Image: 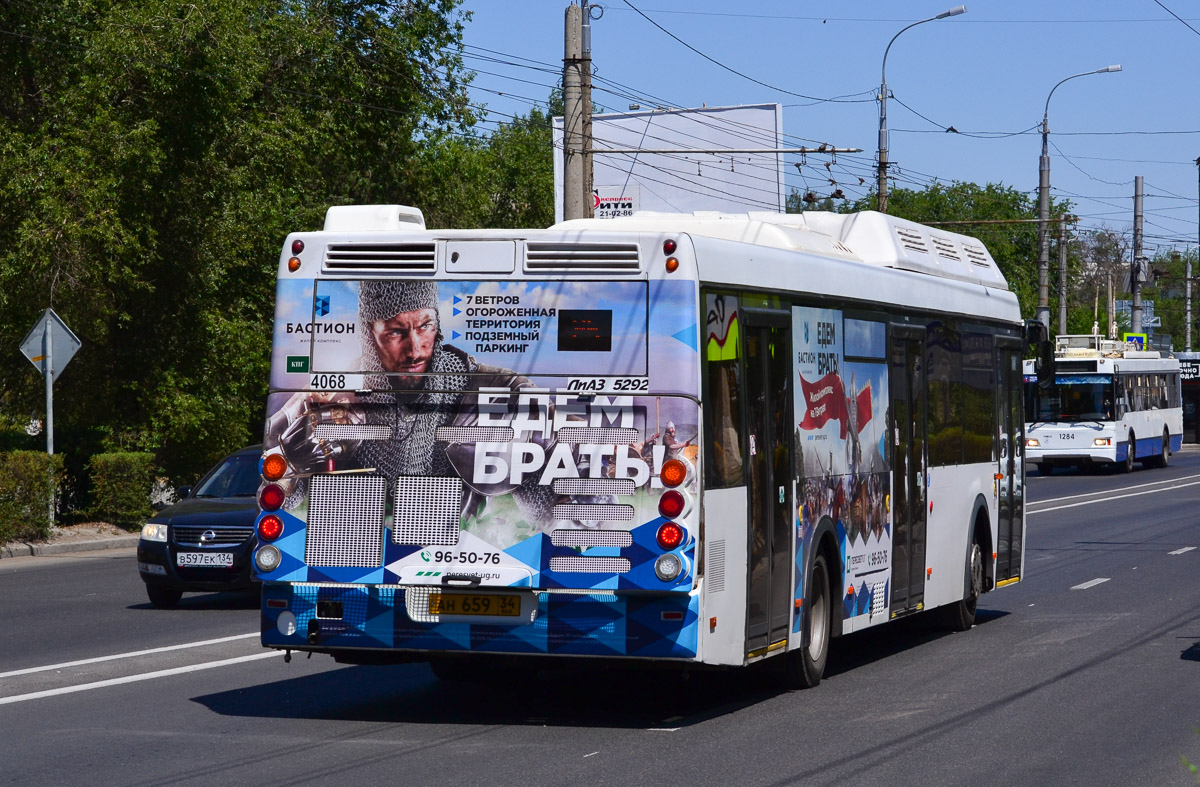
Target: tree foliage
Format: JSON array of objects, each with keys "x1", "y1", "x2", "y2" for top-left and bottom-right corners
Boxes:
[{"x1": 0, "y1": 0, "x2": 477, "y2": 483}]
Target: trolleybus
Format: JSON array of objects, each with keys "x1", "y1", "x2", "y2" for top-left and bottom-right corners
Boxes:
[
  {"x1": 1024, "y1": 334, "x2": 1182, "y2": 474},
  {"x1": 252, "y1": 205, "x2": 1028, "y2": 687}
]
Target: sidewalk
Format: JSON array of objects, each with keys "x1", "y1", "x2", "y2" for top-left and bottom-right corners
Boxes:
[{"x1": 0, "y1": 523, "x2": 139, "y2": 559}]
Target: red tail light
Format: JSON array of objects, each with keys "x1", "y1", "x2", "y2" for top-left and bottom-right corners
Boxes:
[
  {"x1": 291, "y1": 239, "x2": 305, "y2": 255},
  {"x1": 258, "y1": 515, "x2": 284, "y2": 541},
  {"x1": 259, "y1": 484, "x2": 285, "y2": 511},
  {"x1": 658, "y1": 490, "x2": 686, "y2": 519},
  {"x1": 657, "y1": 521, "x2": 685, "y2": 550}
]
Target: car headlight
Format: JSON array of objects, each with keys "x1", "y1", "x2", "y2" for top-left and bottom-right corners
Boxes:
[{"x1": 141, "y1": 523, "x2": 168, "y2": 542}]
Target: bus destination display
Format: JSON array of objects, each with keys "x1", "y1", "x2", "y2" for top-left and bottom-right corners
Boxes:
[{"x1": 558, "y1": 309, "x2": 612, "y2": 352}]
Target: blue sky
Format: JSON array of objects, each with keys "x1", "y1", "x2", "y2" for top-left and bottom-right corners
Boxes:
[{"x1": 458, "y1": 1, "x2": 1200, "y2": 257}]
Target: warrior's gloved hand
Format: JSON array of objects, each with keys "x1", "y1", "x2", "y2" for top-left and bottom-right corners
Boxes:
[{"x1": 278, "y1": 400, "x2": 365, "y2": 474}]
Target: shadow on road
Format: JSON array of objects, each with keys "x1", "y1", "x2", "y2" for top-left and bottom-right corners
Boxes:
[
  {"x1": 192, "y1": 607, "x2": 1008, "y2": 728},
  {"x1": 126, "y1": 590, "x2": 259, "y2": 612}
]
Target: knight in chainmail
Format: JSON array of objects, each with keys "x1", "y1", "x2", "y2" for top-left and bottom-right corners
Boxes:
[{"x1": 273, "y1": 280, "x2": 557, "y2": 525}]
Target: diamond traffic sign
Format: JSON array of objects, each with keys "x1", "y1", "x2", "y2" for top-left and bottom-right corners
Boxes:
[{"x1": 20, "y1": 309, "x2": 81, "y2": 379}]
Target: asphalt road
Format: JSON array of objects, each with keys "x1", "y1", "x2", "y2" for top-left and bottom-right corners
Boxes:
[{"x1": 3, "y1": 451, "x2": 1200, "y2": 786}]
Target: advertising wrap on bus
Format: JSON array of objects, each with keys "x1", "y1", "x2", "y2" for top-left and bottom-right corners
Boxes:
[
  {"x1": 258, "y1": 277, "x2": 703, "y2": 657},
  {"x1": 792, "y1": 307, "x2": 891, "y2": 628}
]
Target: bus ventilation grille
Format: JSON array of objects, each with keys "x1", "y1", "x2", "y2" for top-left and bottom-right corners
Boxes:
[
  {"x1": 306, "y1": 475, "x2": 386, "y2": 568},
  {"x1": 323, "y1": 243, "x2": 437, "y2": 272},
  {"x1": 552, "y1": 478, "x2": 636, "y2": 496},
  {"x1": 555, "y1": 427, "x2": 640, "y2": 445},
  {"x1": 929, "y1": 235, "x2": 962, "y2": 262},
  {"x1": 871, "y1": 582, "x2": 887, "y2": 617},
  {"x1": 548, "y1": 555, "x2": 631, "y2": 573},
  {"x1": 894, "y1": 226, "x2": 928, "y2": 255},
  {"x1": 550, "y1": 528, "x2": 634, "y2": 547},
  {"x1": 708, "y1": 539, "x2": 726, "y2": 593},
  {"x1": 524, "y1": 242, "x2": 640, "y2": 271},
  {"x1": 313, "y1": 424, "x2": 394, "y2": 441},
  {"x1": 552, "y1": 503, "x2": 636, "y2": 522},
  {"x1": 435, "y1": 426, "x2": 514, "y2": 443},
  {"x1": 391, "y1": 476, "x2": 463, "y2": 546},
  {"x1": 963, "y1": 244, "x2": 991, "y2": 267}
]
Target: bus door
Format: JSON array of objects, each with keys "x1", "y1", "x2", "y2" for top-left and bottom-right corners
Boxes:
[
  {"x1": 889, "y1": 326, "x2": 927, "y2": 614},
  {"x1": 743, "y1": 309, "x2": 794, "y2": 655},
  {"x1": 995, "y1": 340, "x2": 1024, "y2": 582}
]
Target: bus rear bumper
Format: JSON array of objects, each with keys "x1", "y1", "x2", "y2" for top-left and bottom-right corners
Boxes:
[{"x1": 259, "y1": 582, "x2": 701, "y2": 661}]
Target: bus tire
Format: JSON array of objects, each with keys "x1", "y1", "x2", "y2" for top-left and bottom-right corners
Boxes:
[
  {"x1": 146, "y1": 585, "x2": 182, "y2": 609},
  {"x1": 781, "y1": 553, "x2": 831, "y2": 689},
  {"x1": 1123, "y1": 431, "x2": 1136, "y2": 473},
  {"x1": 1037, "y1": 463, "x2": 1053, "y2": 476},
  {"x1": 941, "y1": 536, "x2": 982, "y2": 632},
  {"x1": 1153, "y1": 430, "x2": 1170, "y2": 468}
]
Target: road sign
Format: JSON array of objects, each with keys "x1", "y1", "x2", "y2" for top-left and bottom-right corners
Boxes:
[{"x1": 20, "y1": 309, "x2": 80, "y2": 379}]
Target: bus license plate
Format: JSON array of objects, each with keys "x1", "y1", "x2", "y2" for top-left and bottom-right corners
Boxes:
[
  {"x1": 176, "y1": 552, "x2": 233, "y2": 567},
  {"x1": 428, "y1": 593, "x2": 520, "y2": 617}
]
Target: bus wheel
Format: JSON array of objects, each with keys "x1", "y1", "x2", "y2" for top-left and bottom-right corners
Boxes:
[
  {"x1": 1037, "y1": 463, "x2": 1053, "y2": 476},
  {"x1": 1154, "y1": 431, "x2": 1170, "y2": 468},
  {"x1": 941, "y1": 537, "x2": 982, "y2": 632},
  {"x1": 1123, "y1": 432, "x2": 1136, "y2": 473},
  {"x1": 781, "y1": 553, "x2": 831, "y2": 689}
]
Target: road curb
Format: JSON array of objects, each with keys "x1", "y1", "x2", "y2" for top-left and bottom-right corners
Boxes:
[{"x1": 0, "y1": 536, "x2": 139, "y2": 559}]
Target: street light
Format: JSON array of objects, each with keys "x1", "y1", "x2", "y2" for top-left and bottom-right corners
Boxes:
[
  {"x1": 1036, "y1": 64, "x2": 1122, "y2": 330},
  {"x1": 877, "y1": 5, "x2": 966, "y2": 214}
]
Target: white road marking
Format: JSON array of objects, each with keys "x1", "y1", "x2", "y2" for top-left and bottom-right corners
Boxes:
[
  {"x1": 584, "y1": 752, "x2": 598, "y2": 758},
  {"x1": 1169, "y1": 547, "x2": 1197, "y2": 555},
  {"x1": 1028, "y1": 480, "x2": 1200, "y2": 514},
  {"x1": 0, "y1": 651, "x2": 279, "y2": 706},
  {"x1": 1071, "y1": 578, "x2": 1111, "y2": 591},
  {"x1": 1033, "y1": 473, "x2": 1200, "y2": 505},
  {"x1": 647, "y1": 727, "x2": 680, "y2": 732},
  {"x1": 0, "y1": 632, "x2": 259, "y2": 679}
]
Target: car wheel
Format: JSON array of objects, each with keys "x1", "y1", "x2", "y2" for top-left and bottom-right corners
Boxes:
[
  {"x1": 146, "y1": 585, "x2": 182, "y2": 609},
  {"x1": 1124, "y1": 431, "x2": 1136, "y2": 473},
  {"x1": 941, "y1": 537, "x2": 983, "y2": 632},
  {"x1": 779, "y1": 553, "x2": 831, "y2": 689}
]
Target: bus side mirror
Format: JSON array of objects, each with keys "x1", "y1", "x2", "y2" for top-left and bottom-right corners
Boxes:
[{"x1": 1036, "y1": 340, "x2": 1055, "y2": 391}]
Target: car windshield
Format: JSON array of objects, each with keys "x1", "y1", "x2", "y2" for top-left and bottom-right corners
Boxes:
[{"x1": 193, "y1": 453, "x2": 261, "y2": 498}]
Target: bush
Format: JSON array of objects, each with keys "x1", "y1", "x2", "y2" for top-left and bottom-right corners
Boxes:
[
  {"x1": 0, "y1": 451, "x2": 65, "y2": 543},
  {"x1": 88, "y1": 452, "x2": 155, "y2": 529}
]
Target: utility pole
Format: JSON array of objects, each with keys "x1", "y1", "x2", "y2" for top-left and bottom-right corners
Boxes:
[
  {"x1": 1193, "y1": 157, "x2": 1200, "y2": 351},
  {"x1": 563, "y1": 3, "x2": 585, "y2": 220},
  {"x1": 1058, "y1": 217, "x2": 1069, "y2": 334},
  {"x1": 1131, "y1": 175, "x2": 1144, "y2": 338},
  {"x1": 581, "y1": 0, "x2": 594, "y2": 218}
]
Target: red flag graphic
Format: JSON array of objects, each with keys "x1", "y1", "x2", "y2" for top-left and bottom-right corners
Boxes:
[
  {"x1": 856, "y1": 382, "x2": 872, "y2": 432},
  {"x1": 799, "y1": 372, "x2": 847, "y2": 433}
]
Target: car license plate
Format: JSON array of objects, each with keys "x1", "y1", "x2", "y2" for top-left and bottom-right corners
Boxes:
[
  {"x1": 428, "y1": 592, "x2": 520, "y2": 617},
  {"x1": 176, "y1": 551, "x2": 234, "y2": 567}
]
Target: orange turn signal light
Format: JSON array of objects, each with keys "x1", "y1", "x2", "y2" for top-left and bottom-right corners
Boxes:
[
  {"x1": 660, "y1": 458, "x2": 688, "y2": 487},
  {"x1": 262, "y1": 453, "x2": 287, "y2": 481},
  {"x1": 287, "y1": 256, "x2": 302, "y2": 272}
]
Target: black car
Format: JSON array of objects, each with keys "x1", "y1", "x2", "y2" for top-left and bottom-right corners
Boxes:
[{"x1": 137, "y1": 445, "x2": 263, "y2": 608}]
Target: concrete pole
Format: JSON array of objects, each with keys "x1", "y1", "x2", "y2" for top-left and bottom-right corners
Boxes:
[
  {"x1": 581, "y1": 0, "x2": 594, "y2": 218},
  {"x1": 1131, "y1": 175, "x2": 1144, "y2": 337},
  {"x1": 1037, "y1": 120, "x2": 1052, "y2": 330},
  {"x1": 563, "y1": 3, "x2": 584, "y2": 220},
  {"x1": 43, "y1": 311, "x2": 54, "y2": 530}
]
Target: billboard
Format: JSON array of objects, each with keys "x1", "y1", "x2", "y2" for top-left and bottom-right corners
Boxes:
[{"x1": 553, "y1": 104, "x2": 786, "y2": 222}]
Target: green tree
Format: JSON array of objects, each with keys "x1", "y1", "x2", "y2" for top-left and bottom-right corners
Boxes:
[{"x1": 0, "y1": 0, "x2": 475, "y2": 483}]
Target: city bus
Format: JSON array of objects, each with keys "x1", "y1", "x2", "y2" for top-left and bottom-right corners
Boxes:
[
  {"x1": 1024, "y1": 335, "x2": 1182, "y2": 474},
  {"x1": 252, "y1": 204, "x2": 1028, "y2": 687}
]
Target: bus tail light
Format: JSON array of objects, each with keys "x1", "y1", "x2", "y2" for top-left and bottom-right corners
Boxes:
[
  {"x1": 663, "y1": 239, "x2": 677, "y2": 255},
  {"x1": 1094, "y1": 437, "x2": 1112, "y2": 446},
  {"x1": 258, "y1": 515, "x2": 284, "y2": 541},
  {"x1": 1025, "y1": 438, "x2": 1040, "y2": 447},
  {"x1": 658, "y1": 490, "x2": 689, "y2": 519},
  {"x1": 262, "y1": 453, "x2": 287, "y2": 481},
  {"x1": 657, "y1": 521, "x2": 685, "y2": 550},
  {"x1": 255, "y1": 545, "x2": 282, "y2": 572},
  {"x1": 654, "y1": 553, "x2": 683, "y2": 581},
  {"x1": 291, "y1": 239, "x2": 305, "y2": 255},
  {"x1": 259, "y1": 484, "x2": 285, "y2": 511},
  {"x1": 660, "y1": 458, "x2": 690, "y2": 488}
]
